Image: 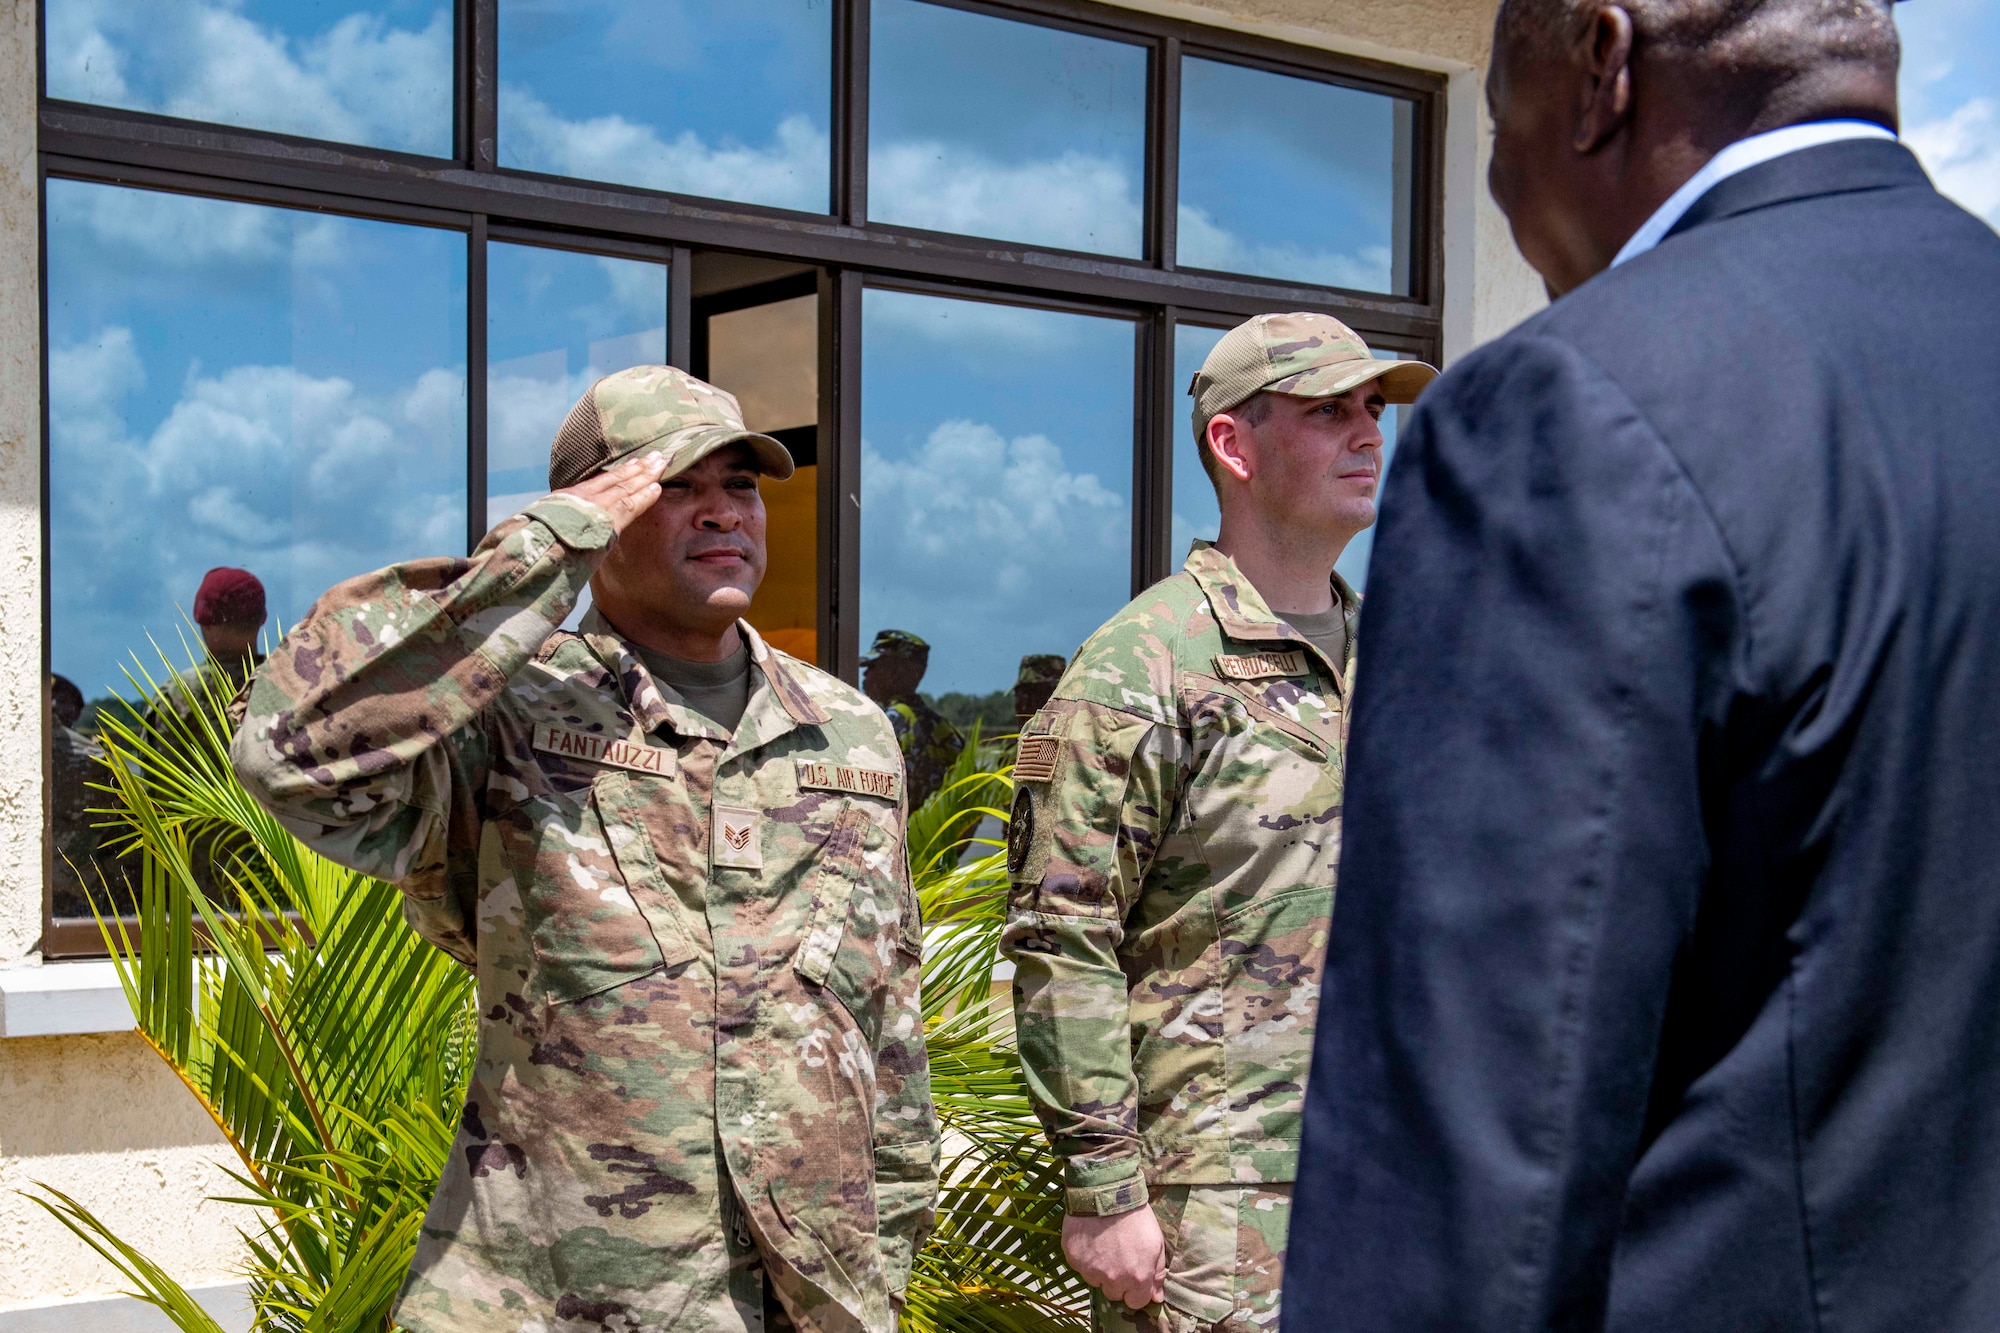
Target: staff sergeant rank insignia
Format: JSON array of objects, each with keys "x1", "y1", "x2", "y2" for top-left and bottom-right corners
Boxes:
[
  {"x1": 795, "y1": 760, "x2": 903, "y2": 803},
  {"x1": 532, "y1": 723, "x2": 676, "y2": 776}
]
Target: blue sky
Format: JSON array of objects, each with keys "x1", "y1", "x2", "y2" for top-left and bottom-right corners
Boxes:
[{"x1": 1896, "y1": 0, "x2": 2000, "y2": 229}]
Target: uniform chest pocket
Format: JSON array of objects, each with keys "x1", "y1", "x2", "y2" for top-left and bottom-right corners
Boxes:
[
  {"x1": 792, "y1": 805, "x2": 909, "y2": 1046},
  {"x1": 1184, "y1": 673, "x2": 1339, "y2": 765},
  {"x1": 519, "y1": 772, "x2": 695, "y2": 1005}
]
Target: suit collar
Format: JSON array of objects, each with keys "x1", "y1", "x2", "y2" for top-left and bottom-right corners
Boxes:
[{"x1": 1661, "y1": 138, "x2": 1928, "y2": 246}]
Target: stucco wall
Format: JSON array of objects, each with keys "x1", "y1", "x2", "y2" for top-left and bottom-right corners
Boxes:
[
  {"x1": 0, "y1": 1033, "x2": 245, "y2": 1310},
  {"x1": 0, "y1": 0, "x2": 1549, "y2": 1313}
]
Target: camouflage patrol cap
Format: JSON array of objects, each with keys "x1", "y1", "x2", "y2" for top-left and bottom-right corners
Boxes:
[
  {"x1": 548, "y1": 365, "x2": 795, "y2": 490},
  {"x1": 1190, "y1": 313, "x2": 1438, "y2": 446},
  {"x1": 861, "y1": 629, "x2": 930, "y2": 665},
  {"x1": 1014, "y1": 654, "x2": 1066, "y2": 688}
]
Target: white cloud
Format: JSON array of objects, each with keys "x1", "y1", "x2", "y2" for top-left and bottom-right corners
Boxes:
[
  {"x1": 1906, "y1": 98, "x2": 2000, "y2": 230},
  {"x1": 869, "y1": 143, "x2": 1142, "y2": 256},
  {"x1": 47, "y1": 0, "x2": 450, "y2": 156},
  {"x1": 501, "y1": 93, "x2": 829, "y2": 213},
  {"x1": 861, "y1": 419, "x2": 1129, "y2": 694},
  {"x1": 48, "y1": 327, "x2": 465, "y2": 693},
  {"x1": 1177, "y1": 205, "x2": 1394, "y2": 292}
]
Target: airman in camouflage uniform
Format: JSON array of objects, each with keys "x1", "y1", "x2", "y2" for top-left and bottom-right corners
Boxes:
[
  {"x1": 232, "y1": 366, "x2": 938, "y2": 1333},
  {"x1": 1002, "y1": 314, "x2": 1435, "y2": 1333},
  {"x1": 860, "y1": 630, "x2": 963, "y2": 810}
]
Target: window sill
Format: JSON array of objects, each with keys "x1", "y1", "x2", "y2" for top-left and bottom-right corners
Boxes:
[{"x1": 0, "y1": 959, "x2": 134, "y2": 1038}]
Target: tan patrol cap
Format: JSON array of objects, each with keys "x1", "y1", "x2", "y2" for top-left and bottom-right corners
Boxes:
[
  {"x1": 548, "y1": 364, "x2": 795, "y2": 491},
  {"x1": 1190, "y1": 313, "x2": 1439, "y2": 446}
]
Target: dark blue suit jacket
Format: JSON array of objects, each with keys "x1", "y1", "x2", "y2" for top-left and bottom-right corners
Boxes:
[{"x1": 1284, "y1": 141, "x2": 2000, "y2": 1331}]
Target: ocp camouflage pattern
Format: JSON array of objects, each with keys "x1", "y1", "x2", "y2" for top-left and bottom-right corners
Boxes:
[
  {"x1": 231, "y1": 493, "x2": 938, "y2": 1333},
  {"x1": 1001, "y1": 541, "x2": 1354, "y2": 1221}
]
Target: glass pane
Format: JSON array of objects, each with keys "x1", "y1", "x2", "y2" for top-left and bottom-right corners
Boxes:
[
  {"x1": 45, "y1": 0, "x2": 452, "y2": 157},
  {"x1": 46, "y1": 179, "x2": 466, "y2": 917},
  {"x1": 1178, "y1": 58, "x2": 1414, "y2": 293},
  {"x1": 1168, "y1": 324, "x2": 1402, "y2": 591},
  {"x1": 499, "y1": 0, "x2": 832, "y2": 213},
  {"x1": 862, "y1": 290, "x2": 1134, "y2": 723},
  {"x1": 486, "y1": 242, "x2": 669, "y2": 528},
  {"x1": 706, "y1": 294, "x2": 820, "y2": 664},
  {"x1": 869, "y1": 0, "x2": 1146, "y2": 257}
]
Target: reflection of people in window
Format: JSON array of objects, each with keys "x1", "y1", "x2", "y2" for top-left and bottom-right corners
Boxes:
[
  {"x1": 152, "y1": 567, "x2": 268, "y2": 736},
  {"x1": 48, "y1": 672, "x2": 110, "y2": 918},
  {"x1": 1014, "y1": 654, "x2": 1067, "y2": 721},
  {"x1": 860, "y1": 629, "x2": 963, "y2": 809}
]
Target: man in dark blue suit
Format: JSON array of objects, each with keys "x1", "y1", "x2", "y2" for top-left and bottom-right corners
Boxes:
[{"x1": 1284, "y1": 1, "x2": 2000, "y2": 1330}]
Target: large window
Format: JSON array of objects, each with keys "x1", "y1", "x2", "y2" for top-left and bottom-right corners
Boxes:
[{"x1": 39, "y1": 0, "x2": 1444, "y2": 950}]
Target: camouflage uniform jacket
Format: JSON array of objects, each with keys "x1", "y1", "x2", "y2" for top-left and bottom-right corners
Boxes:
[
  {"x1": 1002, "y1": 541, "x2": 1355, "y2": 1217},
  {"x1": 231, "y1": 495, "x2": 939, "y2": 1333},
  {"x1": 884, "y1": 694, "x2": 964, "y2": 810}
]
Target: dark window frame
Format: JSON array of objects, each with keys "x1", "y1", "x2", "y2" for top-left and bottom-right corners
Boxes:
[{"x1": 36, "y1": 0, "x2": 1446, "y2": 955}]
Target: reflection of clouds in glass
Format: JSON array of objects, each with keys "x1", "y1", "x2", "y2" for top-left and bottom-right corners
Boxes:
[
  {"x1": 1178, "y1": 205, "x2": 1393, "y2": 292},
  {"x1": 46, "y1": 0, "x2": 451, "y2": 157},
  {"x1": 50, "y1": 326, "x2": 463, "y2": 694},
  {"x1": 870, "y1": 144, "x2": 1141, "y2": 255},
  {"x1": 862, "y1": 419, "x2": 1128, "y2": 695},
  {"x1": 56, "y1": 178, "x2": 347, "y2": 270},
  {"x1": 1906, "y1": 100, "x2": 2000, "y2": 228},
  {"x1": 501, "y1": 92, "x2": 828, "y2": 212}
]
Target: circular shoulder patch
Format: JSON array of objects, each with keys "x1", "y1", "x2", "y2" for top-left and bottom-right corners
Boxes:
[{"x1": 1007, "y1": 785, "x2": 1035, "y2": 876}]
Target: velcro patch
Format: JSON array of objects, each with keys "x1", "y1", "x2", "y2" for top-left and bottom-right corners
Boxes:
[
  {"x1": 1214, "y1": 650, "x2": 1308, "y2": 681},
  {"x1": 533, "y1": 724, "x2": 676, "y2": 777},
  {"x1": 795, "y1": 760, "x2": 902, "y2": 803},
  {"x1": 1014, "y1": 735, "x2": 1061, "y2": 784},
  {"x1": 712, "y1": 804, "x2": 763, "y2": 871}
]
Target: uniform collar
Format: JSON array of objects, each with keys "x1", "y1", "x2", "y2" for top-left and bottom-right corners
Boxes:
[
  {"x1": 1186, "y1": 541, "x2": 1356, "y2": 639},
  {"x1": 579, "y1": 609, "x2": 828, "y2": 749}
]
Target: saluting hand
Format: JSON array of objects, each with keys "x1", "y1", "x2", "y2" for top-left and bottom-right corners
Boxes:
[{"x1": 556, "y1": 452, "x2": 671, "y2": 537}]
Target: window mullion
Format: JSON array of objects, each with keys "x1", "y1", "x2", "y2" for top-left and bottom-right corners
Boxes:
[{"x1": 1150, "y1": 35, "x2": 1181, "y2": 270}]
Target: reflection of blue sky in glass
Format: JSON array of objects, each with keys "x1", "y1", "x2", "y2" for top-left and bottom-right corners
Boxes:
[
  {"x1": 499, "y1": 0, "x2": 831, "y2": 212},
  {"x1": 487, "y1": 242, "x2": 668, "y2": 526},
  {"x1": 869, "y1": 0, "x2": 1146, "y2": 256},
  {"x1": 1897, "y1": 0, "x2": 2000, "y2": 231},
  {"x1": 1168, "y1": 322, "x2": 1400, "y2": 593},
  {"x1": 46, "y1": 180, "x2": 466, "y2": 698},
  {"x1": 45, "y1": 0, "x2": 451, "y2": 156},
  {"x1": 1179, "y1": 59, "x2": 1410, "y2": 293},
  {"x1": 862, "y1": 291, "x2": 1134, "y2": 696}
]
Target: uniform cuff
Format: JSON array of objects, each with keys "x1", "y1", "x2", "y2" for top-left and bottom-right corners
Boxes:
[
  {"x1": 523, "y1": 493, "x2": 617, "y2": 551},
  {"x1": 1064, "y1": 1174, "x2": 1149, "y2": 1217}
]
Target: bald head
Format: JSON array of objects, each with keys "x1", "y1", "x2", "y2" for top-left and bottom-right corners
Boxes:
[{"x1": 1487, "y1": 0, "x2": 1900, "y2": 294}]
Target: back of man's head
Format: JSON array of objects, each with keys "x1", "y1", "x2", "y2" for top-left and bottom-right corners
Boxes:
[{"x1": 1497, "y1": 0, "x2": 1898, "y2": 89}]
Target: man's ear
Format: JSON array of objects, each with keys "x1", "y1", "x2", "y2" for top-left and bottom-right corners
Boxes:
[
  {"x1": 1206, "y1": 414, "x2": 1255, "y2": 484},
  {"x1": 1572, "y1": 4, "x2": 1635, "y2": 154}
]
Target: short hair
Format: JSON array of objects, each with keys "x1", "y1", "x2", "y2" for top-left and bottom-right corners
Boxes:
[
  {"x1": 1196, "y1": 392, "x2": 1275, "y2": 490},
  {"x1": 1496, "y1": 0, "x2": 1897, "y2": 78}
]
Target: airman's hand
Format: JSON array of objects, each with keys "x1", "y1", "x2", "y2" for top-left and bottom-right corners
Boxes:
[
  {"x1": 1063, "y1": 1206, "x2": 1167, "y2": 1310},
  {"x1": 555, "y1": 452, "x2": 670, "y2": 537}
]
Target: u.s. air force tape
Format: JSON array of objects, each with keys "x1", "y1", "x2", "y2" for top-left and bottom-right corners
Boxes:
[
  {"x1": 1214, "y1": 650, "x2": 1307, "y2": 681},
  {"x1": 532, "y1": 724, "x2": 675, "y2": 776},
  {"x1": 795, "y1": 760, "x2": 901, "y2": 802}
]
